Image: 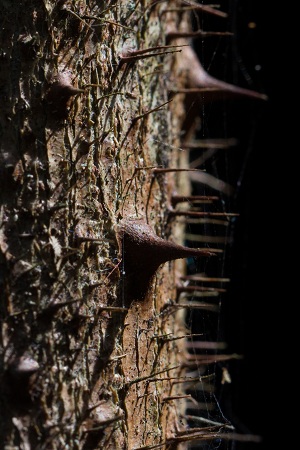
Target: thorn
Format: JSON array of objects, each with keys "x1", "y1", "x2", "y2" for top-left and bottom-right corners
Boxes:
[
  {"x1": 47, "y1": 203, "x2": 68, "y2": 212},
  {"x1": 169, "y1": 210, "x2": 239, "y2": 219},
  {"x1": 177, "y1": 291, "x2": 220, "y2": 299},
  {"x1": 176, "y1": 46, "x2": 268, "y2": 101},
  {"x1": 76, "y1": 237, "x2": 114, "y2": 244},
  {"x1": 82, "y1": 414, "x2": 124, "y2": 432},
  {"x1": 180, "y1": 1, "x2": 228, "y2": 18},
  {"x1": 184, "y1": 353, "x2": 243, "y2": 366},
  {"x1": 165, "y1": 302, "x2": 219, "y2": 312},
  {"x1": 85, "y1": 400, "x2": 106, "y2": 414},
  {"x1": 152, "y1": 333, "x2": 203, "y2": 342},
  {"x1": 180, "y1": 275, "x2": 230, "y2": 283},
  {"x1": 133, "y1": 443, "x2": 166, "y2": 450},
  {"x1": 185, "y1": 341, "x2": 227, "y2": 350},
  {"x1": 38, "y1": 298, "x2": 84, "y2": 318},
  {"x1": 188, "y1": 170, "x2": 234, "y2": 195},
  {"x1": 181, "y1": 138, "x2": 238, "y2": 149},
  {"x1": 97, "y1": 306, "x2": 128, "y2": 313},
  {"x1": 176, "y1": 425, "x2": 224, "y2": 437},
  {"x1": 172, "y1": 430, "x2": 262, "y2": 444},
  {"x1": 136, "y1": 429, "x2": 234, "y2": 450},
  {"x1": 107, "y1": 353, "x2": 127, "y2": 361},
  {"x1": 171, "y1": 377, "x2": 212, "y2": 386},
  {"x1": 167, "y1": 432, "x2": 218, "y2": 445},
  {"x1": 184, "y1": 218, "x2": 230, "y2": 227},
  {"x1": 125, "y1": 365, "x2": 180, "y2": 388},
  {"x1": 177, "y1": 285, "x2": 226, "y2": 293},
  {"x1": 92, "y1": 18, "x2": 135, "y2": 32},
  {"x1": 152, "y1": 167, "x2": 204, "y2": 174},
  {"x1": 170, "y1": 87, "x2": 227, "y2": 94},
  {"x1": 171, "y1": 195, "x2": 219, "y2": 206},
  {"x1": 5, "y1": 355, "x2": 40, "y2": 408},
  {"x1": 183, "y1": 414, "x2": 235, "y2": 429},
  {"x1": 131, "y1": 99, "x2": 172, "y2": 125},
  {"x1": 118, "y1": 44, "x2": 186, "y2": 65},
  {"x1": 45, "y1": 71, "x2": 85, "y2": 118},
  {"x1": 171, "y1": 85, "x2": 268, "y2": 101},
  {"x1": 8, "y1": 356, "x2": 39, "y2": 377},
  {"x1": 167, "y1": 30, "x2": 233, "y2": 40},
  {"x1": 161, "y1": 2, "x2": 228, "y2": 18},
  {"x1": 185, "y1": 401, "x2": 215, "y2": 411},
  {"x1": 162, "y1": 394, "x2": 193, "y2": 402},
  {"x1": 117, "y1": 218, "x2": 215, "y2": 301}
]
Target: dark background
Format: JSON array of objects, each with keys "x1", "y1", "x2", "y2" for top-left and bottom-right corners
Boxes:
[
  {"x1": 190, "y1": 2, "x2": 283, "y2": 449},
  {"x1": 225, "y1": 3, "x2": 281, "y2": 450},
  {"x1": 217, "y1": 2, "x2": 282, "y2": 450}
]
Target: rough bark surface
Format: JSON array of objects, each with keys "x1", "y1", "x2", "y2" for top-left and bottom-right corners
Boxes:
[{"x1": 0, "y1": 1, "x2": 196, "y2": 449}]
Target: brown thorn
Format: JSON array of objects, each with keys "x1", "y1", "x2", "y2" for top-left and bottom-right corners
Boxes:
[
  {"x1": 121, "y1": 44, "x2": 187, "y2": 58},
  {"x1": 92, "y1": 19, "x2": 135, "y2": 32},
  {"x1": 176, "y1": 425, "x2": 224, "y2": 436},
  {"x1": 166, "y1": 302, "x2": 219, "y2": 312},
  {"x1": 107, "y1": 353, "x2": 127, "y2": 361},
  {"x1": 152, "y1": 167, "x2": 204, "y2": 174},
  {"x1": 45, "y1": 71, "x2": 85, "y2": 118},
  {"x1": 167, "y1": 30, "x2": 233, "y2": 40},
  {"x1": 161, "y1": 6, "x2": 227, "y2": 18},
  {"x1": 188, "y1": 170, "x2": 234, "y2": 194},
  {"x1": 197, "y1": 84, "x2": 269, "y2": 101},
  {"x1": 8, "y1": 356, "x2": 39, "y2": 376},
  {"x1": 177, "y1": 291, "x2": 220, "y2": 299},
  {"x1": 185, "y1": 341, "x2": 227, "y2": 350},
  {"x1": 76, "y1": 237, "x2": 114, "y2": 244},
  {"x1": 180, "y1": 275, "x2": 230, "y2": 283},
  {"x1": 169, "y1": 210, "x2": 239, "y2": 218},
  {"x1": 184, "y1": 218, "x2": 230, "y2": 226},
  {"x1": 170, "y1": 87, "x2": 226, "y2": 94},
  {"x1": 132, "y1": 99, "x2": 172, "y2": 124},
  {"x1": 185, "y1": 401, "x2": 215, "y2": 411},
  {"x1": 177, "y1": 285, "x2": 226, "y2": 293},
  {"x1": 125, "y1": 365, "x2": 180, "y2": 388},
  {"x1": 179, "y1": 1, "x2": 228, "y2": 18},
  {"x1": 119, "y1": 49, "x2": 182, "y2": 65},
  {"x1": 189, "y1": 148, "x2": 217, "y2": 169},
  {"x1": 117, "y1": 218, "x2": 215, "y2": 301},
  {"x1": 171, "y1": 195, "x2": 219, "y2": 206},
  {"x1": 162, "y1": 394, "x2": 192, "y2": 402},
  {"x1": 178, "y1": 83, "x2": 268, "y2": 101},
  {"x1": 181, "y1": 138, "x2": 238, "y2": 149},
  {"x1": 97, "y1": 306, "x2": 128, "y2": 313},
  {"x1": 144, "y1": 376, "x2": 204, "y2": 384},
  {"x1": 133, "y1": 442, "x2": 167, "y2": 450},
  {"x1": 174, "y1": 45, "x2": 268, "y2": 101},
  {"x1": 184, "y1": 353, "x2": 243, "y2": 366},
  {"x1": 82, "y1": 414, "x2": 124, "y2": 432},
  {"x1": 171, "y1": 378, "x2": 212, "y2": 387},
  {"x1": 47, "y1": 203, "x2": 68, "y2": 212},
  {"x1": 39, "y1": 298, "x2": 84, "y2": 316},
  {"x1": 85, "y1": 400, "x2": 106, "y2": 414},
  {"x1": 182, "y1": 414, "x2": 235, "y2": 429},
  {"x1": 172, "y1": 431, "x2": 262, "y2": 444},
  {"x1": 152, "y1": 333, "x2": 203, "y2": 342}
]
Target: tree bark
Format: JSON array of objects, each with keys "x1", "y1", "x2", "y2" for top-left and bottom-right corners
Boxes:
[{"x1": 0, "y1": 1, "x2": 266, "y2": 449}]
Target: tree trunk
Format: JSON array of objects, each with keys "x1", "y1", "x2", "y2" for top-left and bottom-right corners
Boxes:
[{"x1": 0, "y1": 1, "x2": 265, "y2": 449}]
